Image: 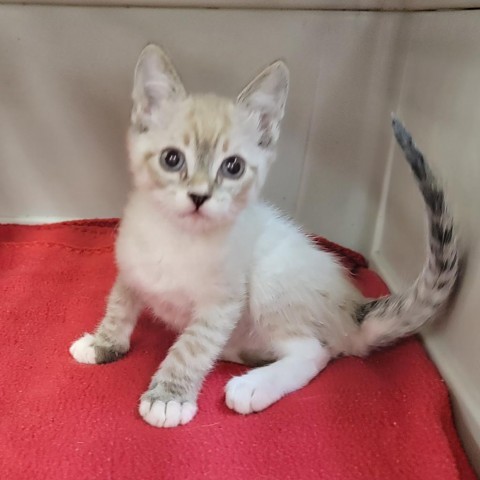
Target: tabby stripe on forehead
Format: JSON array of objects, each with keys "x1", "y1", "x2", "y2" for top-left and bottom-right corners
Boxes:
[
  {"x1": 197, "y1": 140, "x2": 212, "y2": 170},
  {"x1": 190, "y1": 117, "x2": 230, "y2": 170}
]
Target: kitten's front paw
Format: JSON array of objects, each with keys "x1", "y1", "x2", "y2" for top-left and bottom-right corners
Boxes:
[
  {"x1": 69, "y1": 334, "x2": 97, "y2": 364},
  {"x1": 69, "y1": 333, "x2": 127, "y2": 365},
  {"x1": 139, "y1": 386, "x2": 197, "y2": 428}
]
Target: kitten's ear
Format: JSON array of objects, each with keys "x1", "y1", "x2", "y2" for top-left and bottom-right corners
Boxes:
[
  {"x1": 131, "y1": 44, "x2": 186, "y2": 130},
  {"x1": 237, "y1": 61, "x2": 289, "y2": 148}
]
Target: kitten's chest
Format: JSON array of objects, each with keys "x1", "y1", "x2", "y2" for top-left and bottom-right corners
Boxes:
[{"x1": 115, "y1": 223, "x2": 224, "y2": 328}]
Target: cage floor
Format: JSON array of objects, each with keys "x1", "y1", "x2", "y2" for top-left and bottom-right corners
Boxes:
[{"x1": 0, "y1": 221, "x2": 475, "y2": 480}]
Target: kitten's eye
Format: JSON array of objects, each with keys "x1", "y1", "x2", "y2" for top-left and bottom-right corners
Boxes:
[
  {"x1": 159, "y1": 148, "x2": 185, "y2": 172},
  {"x1": 220, "y1": 156, "x2": 246, "y2": 179}
]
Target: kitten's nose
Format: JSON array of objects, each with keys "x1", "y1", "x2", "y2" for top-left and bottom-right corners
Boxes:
[{"x1": 189, "y1": 194, "x2": 210, "y2": 209}]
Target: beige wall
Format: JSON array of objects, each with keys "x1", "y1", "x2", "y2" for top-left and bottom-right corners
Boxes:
[
  {"x1": 0, "y1": 6, "x2": 320, "y2": 220},
  {"x1": 0, "y1": 5, "x2": 400, "y2": 254},
  {"x1": 0, "y1": 3, "x2": 478, "y2": 472},
  {"x1": 370, "y1": 10, "x2": 480, "y2": 473}
]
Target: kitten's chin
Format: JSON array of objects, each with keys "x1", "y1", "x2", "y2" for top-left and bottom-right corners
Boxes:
[
  {"x1": 170, "y1": 208, "x2": 236, "y2": 233},
  {"x1": 175, "y1": 215, "x2": 229, "y2": 233}
]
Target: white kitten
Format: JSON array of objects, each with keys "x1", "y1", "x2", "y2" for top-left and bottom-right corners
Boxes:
[{"x1": 70, "y1": 45, "x2": 458, "y2": 428}]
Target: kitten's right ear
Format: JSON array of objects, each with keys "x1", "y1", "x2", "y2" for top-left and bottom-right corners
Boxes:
[{"x1": 131, "y1": 44, "x2": 186, "y2": 130}]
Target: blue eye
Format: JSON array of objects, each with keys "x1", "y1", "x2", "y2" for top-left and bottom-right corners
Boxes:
[
  {"x1": 220, "y1": 156, "x2": 245, "y2": 179},
  {"x1": 159, "y1": 148, "x2": 185, "y2": 172}
]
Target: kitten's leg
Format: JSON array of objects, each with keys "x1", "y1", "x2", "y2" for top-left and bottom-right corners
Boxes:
[
  {"x1": 139, "y1": 302, "x2": 241, "y2": 428},
  {"x1": 70, "y1": 278, "x2": 142, "y2": 364},
  {"x1": 225, "y1": 337, "x2": 330, "y2": 414},
  {"x1": 220, "y1": 318, "x2": 276, "y2": 367}
]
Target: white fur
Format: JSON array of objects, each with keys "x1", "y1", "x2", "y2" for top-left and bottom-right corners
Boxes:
[
  {"x1": 75, "y1": 45, "x2": 367, "y2": 428},
  {"x1": 116, "y1": 194, "x2": 361, "y2": 352},
  {"x1": 70, "y1": 47, "x2": 456, "y2": 428},
  {"x1": 114, "y1": 190, "x2": 364, "y2": 427},
  {"x1": 69, "y1": 334, "x2": 97, "y2": 364},
  {"x1": 225, "y1": 338, "x2": 330, "y2": 414},
  {"x1": 139, "y1": 399, "x2": 198, "y2": 428}
]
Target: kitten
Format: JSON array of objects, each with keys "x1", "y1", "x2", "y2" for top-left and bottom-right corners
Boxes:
[{"x1": 70, "y1": 45, "x2": 458, "y2": 428}]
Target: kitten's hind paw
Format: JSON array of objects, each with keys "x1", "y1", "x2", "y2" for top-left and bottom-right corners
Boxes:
[
  {"x1": 225, "y1": 375, "x2": 278, "y2": 414},
  {"x1": 139, "y1": 398, "x2": 197, "y2": 428}
]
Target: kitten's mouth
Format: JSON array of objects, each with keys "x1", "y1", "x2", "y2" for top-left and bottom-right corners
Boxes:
[{"x1": 182, "y1": 209, "x2": 207, "y2": 219}]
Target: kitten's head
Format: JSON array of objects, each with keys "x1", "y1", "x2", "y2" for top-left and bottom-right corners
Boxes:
[{"x1": 127, "y1": 44, "x2": 289, "y2": 231}]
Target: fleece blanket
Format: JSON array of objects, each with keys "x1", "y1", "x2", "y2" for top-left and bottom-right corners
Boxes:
[{"x1": 0, "y1": 220, "x2": 475, "y2": 480}]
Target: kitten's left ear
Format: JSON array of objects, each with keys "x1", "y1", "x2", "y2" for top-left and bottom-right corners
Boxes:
[
  {"x1": 131, "y1": 44, "x2": 186, "y2": 130},
  {"x1": 237, "y1": 61, "x2": 289, "y2": 148}
]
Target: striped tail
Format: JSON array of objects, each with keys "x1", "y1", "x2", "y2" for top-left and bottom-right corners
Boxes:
[{"x1": 354, "y1": 117, "x2": 459, "y2": 352}]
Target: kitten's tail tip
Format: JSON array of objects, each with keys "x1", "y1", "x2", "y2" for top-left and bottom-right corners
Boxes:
[
  {"x1": 390, "y1": 113, "x2": 404, "y2": 133},
  {"x1": 390, "y1": 112, "x2": 401, "y2": 124},
  {"x1": 390, "y1": 115, "x2": 415, "y2": 152}
]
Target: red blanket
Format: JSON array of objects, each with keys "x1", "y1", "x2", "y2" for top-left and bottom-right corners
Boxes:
[{"x1": 0, "y1": 221, "x2": 475, "y2": 480}]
